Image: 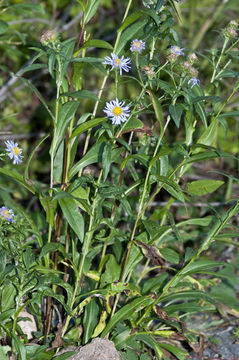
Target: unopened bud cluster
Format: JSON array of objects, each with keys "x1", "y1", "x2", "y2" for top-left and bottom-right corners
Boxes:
[
  {"x1": 40, "y1": 30, "x2": 60, "y2": 49},
  {"x1": 225, "y1": 20, "x2": 238, "y2": 39}
]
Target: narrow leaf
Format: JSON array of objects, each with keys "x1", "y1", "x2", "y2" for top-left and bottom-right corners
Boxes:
[
  {"x1": 187, "y1": 180, "x2": 224, "y2": 196},
  {"x1": 101, "y1": 296, "x2": 154, "y2": 337},
  {"x1": 59, "y1": 197, "x2": 84, "y2": 242}
]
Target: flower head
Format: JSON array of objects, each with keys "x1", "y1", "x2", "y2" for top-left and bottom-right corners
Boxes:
[
  {"x1": 40, "y1": 30, "x2": 59, "y2": 45},
  {"x1": 103, "y1": 53, "x2": 131, "y2": 75},
  {"x1": 188, "y1": 53, "x2": 198, "y2": 64},
  {"x1": 103, "y1": 98, "x2": 130, "y2": 125},
  {"x1": 188, "y1": 77, "x2": 200, "y2": 88},
  {"x1": 130, "y1": 39, "x2": 145, "y2": 53},
  {"x1": 171, "y1": 45, "x2": 184, "y2": 56},
  {"x1": 0, "y1": 206, "x2": 14, "y2": 223},
  {"x1": 5, "y1": 140, "x2": 23, "y2": 165},
  {"x1": 225, "y1": 27, "x2": 237, "y2": 38},
  {"x1": 189, "y1": 66, "x2": 199, "y2": 78}
]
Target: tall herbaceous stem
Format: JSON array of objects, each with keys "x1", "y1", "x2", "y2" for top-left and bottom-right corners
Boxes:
[
  {"x1": 150, "y1": 37, "x2": 156, "y2": 60},
  {"x1": 80, "y1": 0, "x2": 133, "y2": 162},
  {"x1": 135, "y1": 53, "x2": 144, "y2": 86},
  {"x1": 47, "y1": 57, "x2": 62, "y2": 266},
  {"x1": 119, "y1": 116, "x2": 171, "y2": 285},
  {"x1": 61, "y1": 170, "x2": 103, "y2": 338},
  {"x1": 50, "y1": 57, "x2": 62, "y2": 190},
  {"x1": 115, "y1": 69, "x2": 118, "y2": 98}
]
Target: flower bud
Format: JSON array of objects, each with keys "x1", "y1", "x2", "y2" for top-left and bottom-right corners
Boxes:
[
  {"x1": 40, "y1": 30, "x2": 59, "y2": 46},
  {"x1": 229, "y1": 20, "x2": 238, "y2": 29},
  {"x1": 188, "y1": 53, "x2": 198, "y2": 64},
  {"x1": 225, "y1": 27, "x2": 238, "y2": 38},
  {"x1": 189, "y1": 66, "x2": 199, "y2": 78},
  {"x1": 182, "y1": 61, "x2": 191, "y2": 70},
  {"x1": 168, "y1": 53, "x2": 178, "y2": 63}
]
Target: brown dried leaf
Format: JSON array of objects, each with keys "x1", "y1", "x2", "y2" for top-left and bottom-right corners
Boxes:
[{"x1": 136, "y1": 240, "x2": 164, "y2": 266}]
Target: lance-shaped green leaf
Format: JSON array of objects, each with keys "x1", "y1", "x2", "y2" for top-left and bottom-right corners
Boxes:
[
  {"x1": 85, "y1": 0, "x2": 100, "y2": 23},
  {"x1": 54, "y1": 101, "x2": 79, "y2": 151},
  {"x1": 78, "y1": 39, "x2": 113, "y2": 52},
  {"x1": 118, "y1": 10, "x2": 144, "y2": 32},
  {"x1": 181, "y1": 260, "x2": 225, "y2": 275},
  {"x1": 169, "y1": 104, "x2": 183, "y2": 128},
  {"x1": 71, "y1": 117, "x2": 107, "y2": 139},
  {"x1": 115, "y1": 18, "x2": 148, "y2": 55},
  {"x1": 135, "y1": 334, "x2": 164, "y2": 359},
  {"x1": 60, "y1": 38, "x2": 75, "y2": 84},
  {"x1": 0, "y1": 168, "x2": 36, "y2": 195},
  {"x1": 156, "y1": 176, "x2": 185, "y2": 202},
  {"x1": 69, "y1": 142, "x2": 106, "y2": 178},
  {"x1": 83, "y1": 298, "x2": 99, "y2": 344},
  {"x1": 12, "y1": 333, "x2": 26, "y2": 360},
  {"x1": 59, "y1": 196, "x2": 84, "y2": 242},
  {"x1": 187, "y1": 179, "x2": 224, "y2": 196},
  {"x1": 121, "y1": 154, "x2": 150, "y2": 170},
  {"x1": 101, "y1": 295, "x2": 154, "y2": 337},
  {"x1": 194, "y1": 117, "x2": 218, "y2": 152}
]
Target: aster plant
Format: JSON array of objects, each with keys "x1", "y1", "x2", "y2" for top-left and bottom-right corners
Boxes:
[{"x1": 0, "y1": 1, "x2": 239, "y2": 360}]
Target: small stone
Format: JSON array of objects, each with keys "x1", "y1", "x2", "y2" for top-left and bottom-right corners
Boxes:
[{"x1": 56, "y1": 338, "x2": 121, "y2": 360}]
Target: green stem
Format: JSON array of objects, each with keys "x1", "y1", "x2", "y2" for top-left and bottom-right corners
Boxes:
[
  {"x1": 61, "y1": 170, "x2": 103, "y2": 338},
  {"x1": 210, "y1": 36, "x2": 229, "y2": 83},
  {"x1": 120, "y1": 116, "x2": 171, "y2": 283},
  {"x1": 79, "y1": 0, "x2": 134, "y2": 167},
  {"x1": 150, "y1": 37, "x2": 156, "y2": 60},
  {"x1": 115, "y1": 68, "x2": 118, "y2": 98},
  {"x1": 136, "y1": 53, "x2": 144, "y2": 86}
]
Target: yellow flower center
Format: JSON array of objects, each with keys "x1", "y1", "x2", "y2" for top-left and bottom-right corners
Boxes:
[
  {"x1": 113, "y1": 106, "x2": 122, "y2": 116},
  {"x1": 134, "y1": 41, "x2": 141, "y2": 48},
  {"x1": 115, "y1": 58, "x2": 121, "y2": 65},
  {"x1": 13, "y1": 147, "x2": 20, "y2": 156},
  {"x1": 173, "y1": 46, "x2": 180, "y2": 52},
  {"x1": 2, "y1": 210, "x2": 11, "y2": 219}
]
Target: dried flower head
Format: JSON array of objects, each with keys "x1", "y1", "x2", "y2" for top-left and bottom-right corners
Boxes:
[
  {"x1": 189, "y1": 66, "x2": 199, "y2": 78},
  {"x1": 188, "y1": 53, "x2": 198, "y2": 64},
  {"x1": 225, "y1": 27, "x2": 238, "y2": 38},
  {"x1": 40, "y1": 30, "x2": 58, "y2": 45},
  {"x1": 182, "y1": 61, "x2": 191, "y2": 70},
  {"x1": 142, "y1": 65, "x2": 155, "y2": 76},
  {"x1": 168, "y1": 53, "x2": 178, "y2": 63},
  {"x1": 229, "y1": 20, "x2": 238, "y2": 29}
]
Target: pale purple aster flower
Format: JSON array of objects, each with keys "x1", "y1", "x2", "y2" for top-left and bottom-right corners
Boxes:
[
  {"x1": 130, "y1": 39, "x2": 145, "y2": 53},
  {"x1": 171, "y1": 45, "x2": 184, "y2": 56},
  {"x1": 5, "y1": 140, "x2": 23, "y2": 165},
  {"x1": 103, "y1": 53, "x2": 131, "y2": 75},
  {"x1": 0, "y1": 206, "x2": 15, "y2": 223},
  {"x1": 188, "y1": 77, "x2": 200, "y2": 88},
  {"x1": 103, "y1": 98, "x2": 130, "y2": 125}
]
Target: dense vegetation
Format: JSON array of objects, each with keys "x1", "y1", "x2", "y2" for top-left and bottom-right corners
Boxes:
[{"x1": 0, "y1": 1, "x2": 239, "y2": 359}]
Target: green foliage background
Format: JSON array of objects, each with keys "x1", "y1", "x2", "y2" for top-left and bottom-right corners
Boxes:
[{"x1": 0, "y1": 1, "x2": 239, "y2": 359}]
